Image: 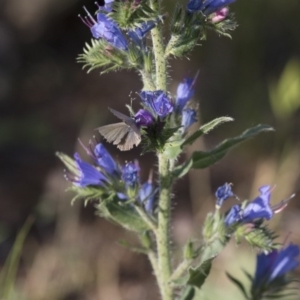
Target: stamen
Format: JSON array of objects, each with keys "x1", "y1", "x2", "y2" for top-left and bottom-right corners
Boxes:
[
  {"x1": 78, "y1": 138, "x2": 93, "y2": 157},
  {"x1": 95, "y1": 1, "x2": 100, "y2": 8},
  {"x1": 283, "y1": 232, "x2": 292, "y2": 247},
  {"x1": 83, "y1": 6, "x2": 97, "y2": 25},
  {"x1": 84, "y1": 16, "x2": 94, "y2": 28},
  {"x1": 272, "y1": 194, "x2": 295, "y2": 214},
  {"x1": 191, "y1": 70, "x2": 200, "y2": 89},
  {"x1": 148, "y1": 169, "x2": 153, "y2": 183},
  {"x1": 78, "y1": 14, "x2": 92, "y2": 28}
]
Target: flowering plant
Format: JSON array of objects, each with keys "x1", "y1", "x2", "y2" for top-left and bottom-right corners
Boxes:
[{"x1": 57, "y1": 0, "x2": 299, "y2": 299}]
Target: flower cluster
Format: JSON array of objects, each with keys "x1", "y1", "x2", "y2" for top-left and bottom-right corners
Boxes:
[
  {"x1": 80, "y1": 1, "x2": 160, "y2": 50},
  {"x1": 214, "y1": 184, "x2": 293, "y2": 227},
  {"x1": 140, "y1": 91, "x2": 173, "y2": 118},
  {"x1": 225, "y1": 185, "x2": 274, "y2": 226},
  {"x1": 62, "y1": 141, "x2": 156, "y2": 214}
]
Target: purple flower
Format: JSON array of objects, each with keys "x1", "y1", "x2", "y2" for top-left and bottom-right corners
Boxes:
[
  {"x1": 139, "y1": 182, "x2": 155, "y2": 214},
  {"x1": 253, "y1": 244, "x2": 300, "y2": 288},
  {"x1": 68, "y1": 153, "x2": 107, "y2": 187},
  {"x1": 225, "y1": 185, "x2": 273, "y2": 226},
  {"x1": 176, "y1": 76, "x2": 197, "y2": 111},
  {"x1": 134, "y1": 109, "x2": 154, "y2": 127},
  {"x1": 211, "y1": 7, "x2": 229, "y2": 23},
  {"x1": 128, "y1": 20, "x2": 157, "y2": 46},
  {"x1": 80, "y1": 7, "x2": 128, "y2": 50},
  {"x1": 215, "y1": 183, "x2": 234, "y2": 207},
  {"x1": 187, "y1": 0, "x2": 236, "y2": 15},
  {"x1": 140, "y1": 90, "x2": 173, "y2": 117},
  {"x1": 93, "y1": 144, "x2": 118, "y2": 175},
  {"x1": 122, "y1": 162, "x2": 140, "y2": 187},
  {"x1": 181, "y1": 108, "x2": 197, "y2": 130}
]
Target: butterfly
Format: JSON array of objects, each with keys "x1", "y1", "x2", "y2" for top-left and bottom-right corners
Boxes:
[{"x1": 96, "y1": 108, "x2": 141, "y2": 151}]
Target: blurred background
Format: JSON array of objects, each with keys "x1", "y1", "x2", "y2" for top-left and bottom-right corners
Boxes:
[{"x1": 1, "y1": 0, "x2": 300, "y2": 299}]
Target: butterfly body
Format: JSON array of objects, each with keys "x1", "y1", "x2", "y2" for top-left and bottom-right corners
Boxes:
[{"x1": 97, "y1": 108, "x2": 141, "y2": 151}]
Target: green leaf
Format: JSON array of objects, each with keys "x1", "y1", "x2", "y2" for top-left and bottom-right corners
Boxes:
[
  {"x1": 172, "y1": 159, "x2": 193, "y2": 179},
  {"x1": 186, "y1": 259, "x2": 212, "y2": 288},
  {"x1": 178, "y1": 286, "x2": 196, "y2": 300},
  {"x1": 166, "y1": 6, "x2": 201, "y2": 58},
  {"x1": 141, "y1": 124, "x2": 181, "y2": 154},
  {"x1": 77, "y1": 39, "x2": 130, "y2": 74},
  {"x1": 243, "y1": 269, "x2": 254, "y2": 283},
  {"x1": 67, "y1": 186, "x2": 105, "y2": 206},
  {"x1": 109, "y1": 0, "x2": 158, "y2": 29},
  {"x1": 118, "y1": 240, "x2": 148, "y2": 254},
  {"x1": 190, "y1": 124, "x2": 273, "y2": 169},
  {"x1": 181, "y1": 116, "x2": 234, "y2": 148},
  {"x1": 243, "y1": 225, "x2": 278, "y2": 252},
  {"x1": 96, "y1": 200, "x2": 150, "y2": 232},
  {"x1": 56, "y1": 152, "x2": 79, "y2": 176},
  {"x1": 163, "y1": 128, "x2": 184, "y2": 159},
  {"x1": 0, "y1": 217, "x2": 34, "y2": 300},
  {"x1": 226, "y1": 272, "x2": 249, "y2": 299}
]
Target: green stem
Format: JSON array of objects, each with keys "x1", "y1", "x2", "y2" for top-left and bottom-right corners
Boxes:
[
  {"x1": 134, "y1": 205, "x2": 158, "y2": 234},
  {"x1": 150, "y1": 0, "x2": 167, "y2": 91},
  {"x1": 140, "y1": 70, "x2": 156, "y2": 91},
  {"x1": 148, "y1": 1, "x2": 173, "y2": 299},
  {"x1": 169, "y1": 259, "x2": 193, "y2": 283},
  {"x1": 157, "y1": 153, "x2": 173, "y2": 300}
]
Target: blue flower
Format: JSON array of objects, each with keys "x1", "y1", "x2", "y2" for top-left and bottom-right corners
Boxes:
[
  {"x1": 95, "y1": 0, "x2": 114, "y2": 12},
  {"x1": 80, "y1": 7, "x2": 128, "y2": 50},
  {"x1": 176, "y1": 76, "x2": 197, "y2": 112},
  {"x1": 139, "y1": 182, "x2": 155, "y2": 214},
  {"x1": 69, "y1": 153, "x2": 107, "y2": 187},
  {"x1": 215, "y1": 183, "x2": 234, "y2": 207},
  {"x1": 122, "y1": 162, "x2": 139, "y2": 187},
  {"x1": 242, "y1": 185, "x2": 273, "y2": 222},
  {"x1": 134, "y1": 109, "x2": 154, "y2": 127},
  {"x1": 253, "y1": 244, "x2": 300, "y2": 290},
  {"x1": 181, "y1": 108, "x2": 197, "y2": 130},
  {"x1": 93, "y1": 144, "x2": 118, "y2": 175},
  {"x1": 104, "y1": 0, "x2": 114, "y2": 12},
  {"x1": 140, "y1": 90, "x2": 173, "y2": 117},
  {"x1": 128, "y1": 20, "x2": 157, "y2": 47},
  {"x1": 224, "y1": 204, "x2": 240, "y2": 226},
  {"x1": 187, "y1": 0, "x2": 236, "y2": 15},
  {"x1": 187, "y1": 0, "x2": 203, "y2": 12},
  {"x1": 225, "y1": 185, "x2": 273, "y2": 226}
]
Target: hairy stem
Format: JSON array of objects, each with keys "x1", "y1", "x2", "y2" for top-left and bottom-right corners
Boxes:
[
  {"x1": 148, "y1": 1, "x2": 173, "y2": 299},
  {"x1": 157, "y1": 153, "x2": 173, "y2": 300},
  {"x1": 140, "y1": 70, "x2": 156, "y2": 91},
  {"x1": 150, "y1": 0, "x2": 167, "y2": 91}
]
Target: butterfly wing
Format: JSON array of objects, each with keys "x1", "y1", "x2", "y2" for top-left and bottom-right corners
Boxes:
[
  {"x1": 117, "y1": 130, "x2": 142, "y2": 151},
  {"x1": 97, "y1": 108, "x2": 142, "y2": 151},
  {"x1": 109, "y1": 108, "x2": 141, "y2": 136},
  {"x1": 97, "y1": 122, "x2": 129, "y2": 145}
]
